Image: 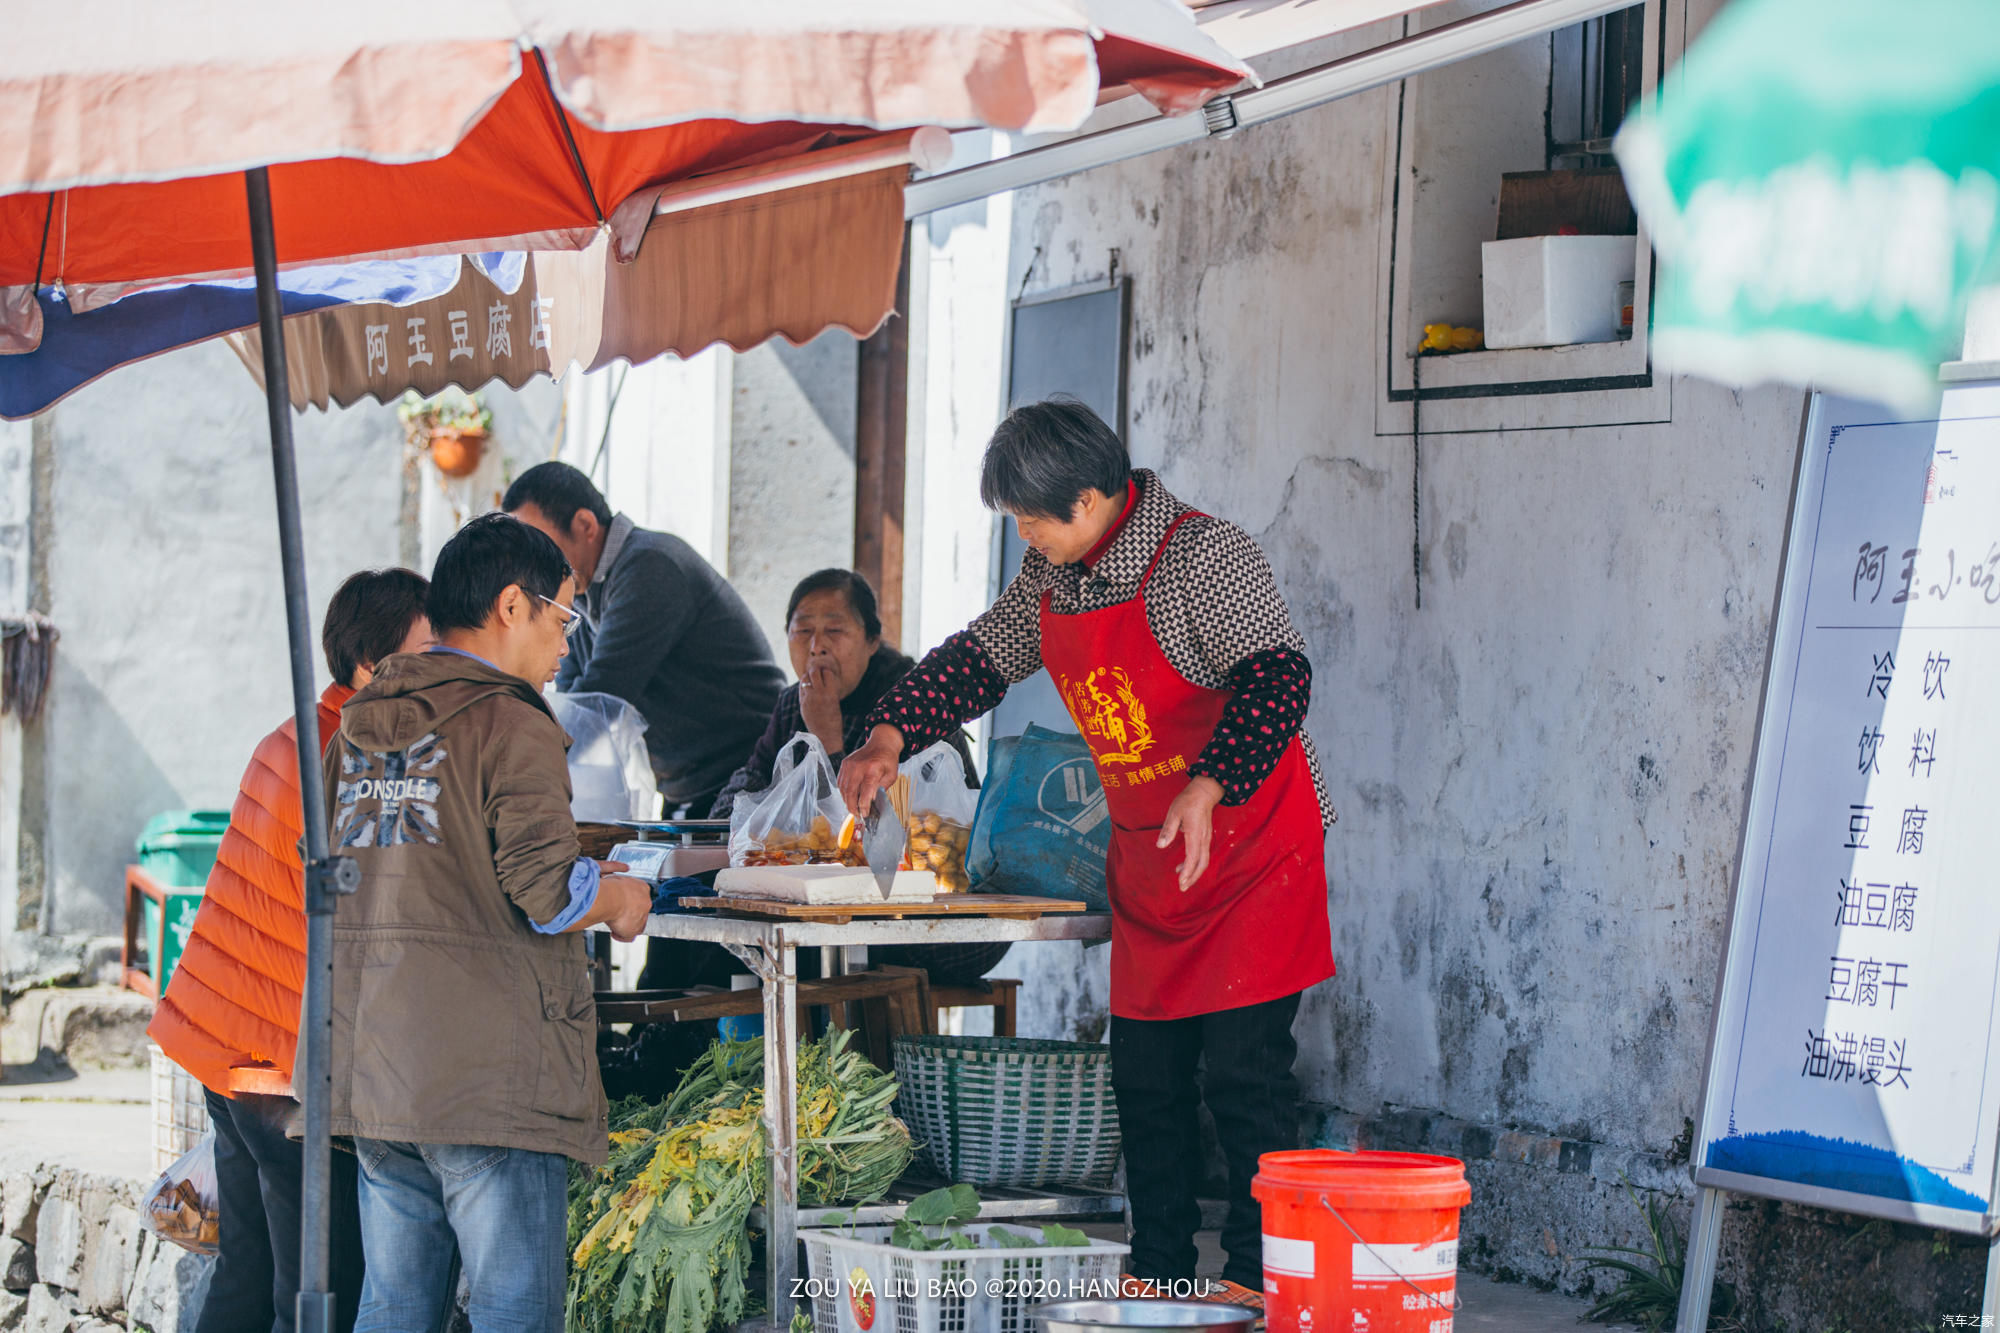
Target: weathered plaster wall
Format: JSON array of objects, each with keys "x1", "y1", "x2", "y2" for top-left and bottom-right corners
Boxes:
[
  {"x1": 11, "y1": 343, "x2": 559, "y2": 944},
  {"x1": 31, "y1": 341, "x2": 403, "y2": 936},
  {"x1": 949, "y1": 12, "x2": 1967, "y2": 1322}
]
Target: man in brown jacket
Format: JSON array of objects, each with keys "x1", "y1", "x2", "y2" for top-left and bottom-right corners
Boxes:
[{"x1": 324, "y1": 513, "x2": 650, "y2": 1333}]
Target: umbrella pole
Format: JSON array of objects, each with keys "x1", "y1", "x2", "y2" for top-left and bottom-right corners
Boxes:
[{"x1": 243, "y1": 166, "x2": 355, "y2": 1333}]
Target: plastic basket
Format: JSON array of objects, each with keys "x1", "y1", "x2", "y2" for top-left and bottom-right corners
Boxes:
[
  {"x1": 893, "y1": 1036, "x2": 1120, "y2": 1191},
  {"x1": 150, "y1": 1044, "x2": 209, "y2": 1173},
  {"x1": 802, "y1": 1223, "x2": 1127, "y2": 1333}
]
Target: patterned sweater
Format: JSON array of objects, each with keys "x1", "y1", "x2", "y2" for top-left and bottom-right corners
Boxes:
[{"x1": 867, "y1": 469, "x2": 1333, "y2": 825}]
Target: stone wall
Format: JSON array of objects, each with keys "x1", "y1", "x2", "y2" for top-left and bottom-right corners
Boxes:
[{"x1": 0, "y1": 1155, "x2": 210, "y2": 1333}]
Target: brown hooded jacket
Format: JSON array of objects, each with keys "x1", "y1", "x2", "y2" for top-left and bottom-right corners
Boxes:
[{"x1": 322, "y1": 649, "x2": 606, "y2": 1165}]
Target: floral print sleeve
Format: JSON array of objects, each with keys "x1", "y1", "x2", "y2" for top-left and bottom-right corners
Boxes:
[{"x1": 863, "y1": 632, "x2": 1010, "y2": 752}]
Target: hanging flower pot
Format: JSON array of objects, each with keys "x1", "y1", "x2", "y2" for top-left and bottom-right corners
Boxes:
[
  {"x1": 427, "y1": 426, "x2": 487, "y2": 478},
  {"x1": 398, "y1": 387, "x2": 496, "y2": 480}
]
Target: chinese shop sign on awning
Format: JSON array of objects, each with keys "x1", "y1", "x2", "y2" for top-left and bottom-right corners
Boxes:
[{"x1": 233, "y1": 165, "x2": 910, "y2": 408}]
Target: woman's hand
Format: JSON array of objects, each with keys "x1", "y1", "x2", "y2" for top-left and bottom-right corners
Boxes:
[
  {"x1": 798, "y1": 659, "x2": 846, "y2": 756},
  {"x1": 837, "y1": 724, "x2": 905, "y2": 816},
  {"x1": 1157, "y1": 776, "x2": 1224, "y2": 891}
]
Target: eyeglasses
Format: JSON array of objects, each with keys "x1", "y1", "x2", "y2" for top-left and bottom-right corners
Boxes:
[{"x1": 538, "y1": 594, "x2": 590, "y2": 639}]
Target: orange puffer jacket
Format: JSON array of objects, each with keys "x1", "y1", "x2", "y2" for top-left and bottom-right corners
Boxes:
[{"x1": 148, "y1": 683, "x2": 352, "y2": 1096}]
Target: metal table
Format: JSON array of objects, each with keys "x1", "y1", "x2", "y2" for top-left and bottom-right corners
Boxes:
[{"x1": 621, "y1": 906, "x2": 1114, "y2": 1327}]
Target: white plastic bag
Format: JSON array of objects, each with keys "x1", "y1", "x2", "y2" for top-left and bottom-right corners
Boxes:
[
  {"x1": 901, "y1": 742, "x2": 977, "y2": 891},
  {"x1": 550, "y1": 691, "x2": 660, "y2": 821},
  {"x1": 141, "y1": 1132, "x2": 219, "y2": 1255},
  {"x1": 728, "y1": 733, "x2": 857, "y2": 867}
]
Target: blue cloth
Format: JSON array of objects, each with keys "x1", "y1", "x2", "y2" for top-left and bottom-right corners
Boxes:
[
  {"x1": 649, "y1": 875, "x2": 715, "y2": 915},
  {"x1": 0, "y1": 253, "x2": 526, "y2": 422},
  {"x1": 351, "y1": 1138, "x2": 568, "y2": 1333}
]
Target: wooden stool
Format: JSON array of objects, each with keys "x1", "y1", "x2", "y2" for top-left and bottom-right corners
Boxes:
[
  {"x1": 594, "y1": 969, "x2": 936, "y2": 1070},
  {"x1": 929, "y1": 977, "x2": 1020, "y2": 1037}
]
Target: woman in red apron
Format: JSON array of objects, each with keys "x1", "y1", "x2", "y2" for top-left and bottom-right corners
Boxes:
[{"x1": 841, "y1": 398, "x2": 1334, "y2": 1300}]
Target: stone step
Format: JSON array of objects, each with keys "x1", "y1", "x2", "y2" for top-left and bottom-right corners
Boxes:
[{"x1": 1, "y1": 988, "x2": 155, "y2": 1078}]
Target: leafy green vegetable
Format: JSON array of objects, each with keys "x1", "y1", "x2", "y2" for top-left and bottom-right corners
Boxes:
[
  {"x1": 1039, "y1": 1223, "x2": 1090, "y2": 1248},
  {"x1": 989, "y1": 1227, "x2": 1038, "y2": 1249},
  {"x1": 905, "y1": 1185, "x2": 980, "y2": 1227},
  {"x1": 567, "y1": 1031, "x2": 914, "y2": 1333}
]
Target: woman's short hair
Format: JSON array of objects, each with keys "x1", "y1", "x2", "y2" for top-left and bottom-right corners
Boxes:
[
  {"x1": 786, "y1": 569, "x2": 882, "y2": 641},
  {"x1": 978, "y1": 396, "x2": 1130, "y2": 521},
  {"x1": 322, "y1": 568, "x2": 429, "y2": 688}
]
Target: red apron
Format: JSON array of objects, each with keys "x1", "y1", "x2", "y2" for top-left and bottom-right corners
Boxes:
[{"x1": 1040, "y1": 513, "x2": 1334, "y2": 1020}]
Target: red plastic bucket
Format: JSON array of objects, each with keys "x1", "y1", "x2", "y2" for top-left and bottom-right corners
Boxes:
[{"x1": 1252, "y1": 1149, "x2": 1471, "y2": 1333}]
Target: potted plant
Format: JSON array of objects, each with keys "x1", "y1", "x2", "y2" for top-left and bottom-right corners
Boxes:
[{"x1": 398, "y1": 387, "x2": 494, "y2": 478}]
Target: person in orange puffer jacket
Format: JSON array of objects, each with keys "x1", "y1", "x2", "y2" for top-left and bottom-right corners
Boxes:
[{"x1": 149, "y1": 567, "x2": 433, "y2": 1333}]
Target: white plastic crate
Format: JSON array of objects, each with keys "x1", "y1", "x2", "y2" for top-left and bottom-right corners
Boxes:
[
  {"x1": 149, "y1": 1043, "x2": 209, "y2": 1172},
  {"x1": 802, "y1": 1223, "x2": 1128, "y2": 1333}
]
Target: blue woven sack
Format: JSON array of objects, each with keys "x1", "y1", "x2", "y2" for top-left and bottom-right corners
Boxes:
[{"x1": 967, "y1": 725, "x2": 1110, "y2": 911}]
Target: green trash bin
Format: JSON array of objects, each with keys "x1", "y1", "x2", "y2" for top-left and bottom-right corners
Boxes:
[
  {"x1": 135, "y1": 810, "x2": 231, "y2": 888},
  {"x1": 132, "y1": 810, "x2": 229, "y2": 994}
]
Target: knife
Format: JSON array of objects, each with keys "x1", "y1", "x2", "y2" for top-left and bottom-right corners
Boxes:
[{"x1": 860, "y1": 789, "x2": 906, "y2": 899}]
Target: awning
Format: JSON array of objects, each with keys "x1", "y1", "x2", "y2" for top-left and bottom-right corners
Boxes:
[
  {"x1": 906, "y1": 0, "x2": 1643, "y2": 217},
  {"x1": 0, "y1": 1, "x2": 1250, "y2": 195},
  {"x1": 0, "y1": 255, "x2": 507, "y2": 421},
  {"x1": 234, "y1": 163, "x2": 912, "y2": 410},
  {"x1": 1, "y1": 1, "x2": 1250, "y2": 325}
]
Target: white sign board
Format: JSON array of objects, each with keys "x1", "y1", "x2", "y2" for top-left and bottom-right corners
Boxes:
[{"x1": 1696, "y1": 387, "x2": 2000, "y2": 1232}]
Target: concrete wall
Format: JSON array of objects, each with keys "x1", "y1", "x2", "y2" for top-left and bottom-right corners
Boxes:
[
  {"x1": 1, "y1": 342, "x2": 560, "y2": 960},
  {"x1": 917, "y1": 6, "x2": 1991, "y2": 1326}
]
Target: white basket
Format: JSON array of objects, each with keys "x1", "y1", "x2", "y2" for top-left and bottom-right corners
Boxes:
[
  {"x1": 802, "y1": 1223, "x2": 1128, "y2": 1333},
  {"x1": 149, "y1": 1044, "x2": 209, "y2": 1173}
]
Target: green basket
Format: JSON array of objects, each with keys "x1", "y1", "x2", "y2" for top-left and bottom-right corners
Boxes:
[{"x1": 892, "y1": 1035, "x2": 1121, "y2": 1191}]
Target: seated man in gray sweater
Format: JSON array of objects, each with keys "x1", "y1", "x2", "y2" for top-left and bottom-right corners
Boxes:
[{"x1": 504, "y1": 462, "x2": 785, "y2": 820}]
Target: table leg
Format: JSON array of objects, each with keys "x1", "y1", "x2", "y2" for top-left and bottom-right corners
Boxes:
[{"x1": 763, "y1": 929, "x2": 801, "y2": 1327}]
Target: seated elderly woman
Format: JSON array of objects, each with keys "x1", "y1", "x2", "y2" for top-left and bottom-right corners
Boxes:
[
  {"x1": 715, "y1": 568, "x2": 974, "y2": 810},
  {"x1": 711, "y1": 568, "x2": 1004, "y2": 983}
]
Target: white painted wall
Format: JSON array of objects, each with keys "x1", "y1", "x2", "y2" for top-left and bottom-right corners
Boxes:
[
  {"x1": 561, "y1": 352, "x2": 734, "y2": 572},
  {"x1": 908, "y1": 131, "x2": 1016, "y2": 662},
  {"x1": 0, "y1": 415, "x2": 31, "y2": 939},
  {"x1": 728, "y1": 334, "x2": 857, "y2": 656}
]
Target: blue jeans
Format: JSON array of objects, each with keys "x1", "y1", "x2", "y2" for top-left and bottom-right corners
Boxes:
[{"x1": 351, "y1": 1139, "x2": 569, "y2": 1333}]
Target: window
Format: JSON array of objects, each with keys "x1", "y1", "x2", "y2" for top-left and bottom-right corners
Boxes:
[{"x1": 1374, "y1": 0, "x2": 1685, "y2": 434}]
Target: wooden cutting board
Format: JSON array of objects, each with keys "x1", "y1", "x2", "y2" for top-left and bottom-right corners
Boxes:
[{"x1": 684, "y1": 893, "x2": 1087, "y2": 923}]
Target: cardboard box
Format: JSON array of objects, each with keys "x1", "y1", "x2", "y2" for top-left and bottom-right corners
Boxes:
[{"x1": 1481, "y1": 235, "x2": 1636, "y2": 349}]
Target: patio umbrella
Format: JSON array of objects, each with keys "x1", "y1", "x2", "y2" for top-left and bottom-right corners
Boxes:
[
  {"x1": 0, "y1": 7, "x2": 1247, "y2": 1326},
  {"x1": 1614, "y1": 0, "x2": 2000, "y2": 411}
]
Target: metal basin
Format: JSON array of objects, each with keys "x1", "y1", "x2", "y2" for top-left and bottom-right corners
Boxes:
[{"x1": 1035, "y1": 1300, "x2": 1258, "y2": 1333}]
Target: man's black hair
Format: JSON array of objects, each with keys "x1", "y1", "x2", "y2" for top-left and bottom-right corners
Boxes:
[
  {"x1": 978, "y1": 396, "x2": 1131, "y2": 522},
  {"x1": 786, "y1": 569, "x2": 883, "y2": 641},
  {"x1": 501, "y1": 460, "x2": 613, "y2": 532},
  {"x1": 322, "y1": 567, "x2": 428, "y2": 688},
  {"x1": 426, "y1": 513, "x2": 573, "y2": 636}
]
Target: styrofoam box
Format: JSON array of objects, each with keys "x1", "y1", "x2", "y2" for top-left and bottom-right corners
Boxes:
[
  {"x1": 715, "y1": 864, "x2": 939, "y2": 903},
  {"x1": 1480, "y1": 234, "x2": 1636, "y2": 349}
]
